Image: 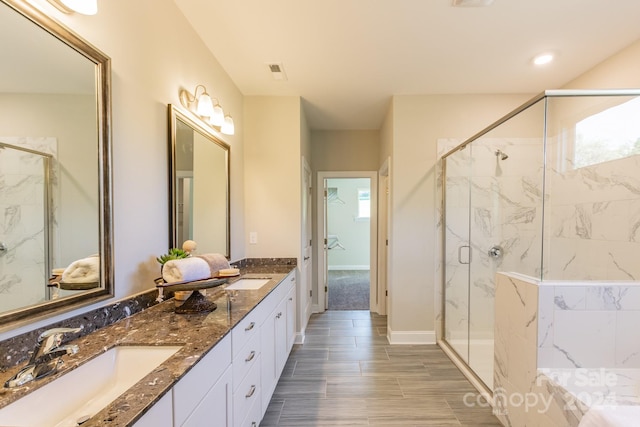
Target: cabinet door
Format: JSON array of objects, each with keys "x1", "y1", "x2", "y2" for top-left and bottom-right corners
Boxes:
[
  {"x1": 274, "y1": 298, "x2": 287, "y2": 378},
  {"x1": 182, "y1": 366, "x2": 233, "y2": 427},
  {"x1": 260, "y1": 306, "x2": 277, "y2": 415},
  {"x1": 174, "y1": 335, "x2": 232, "y2": 426},
  {"x1": 133, "y1": 392, "x2": 172, "y2": 427},
  {"x1": 286, "y1": 284, "x2": 296, "y2": 353}
]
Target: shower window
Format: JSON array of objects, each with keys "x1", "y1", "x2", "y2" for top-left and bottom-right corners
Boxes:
[{"x1": 574, "y1": 96, "x2": 640, "y2": 168}]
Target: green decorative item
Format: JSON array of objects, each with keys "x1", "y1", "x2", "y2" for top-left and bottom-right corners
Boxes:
[{"x1": 156, "y1": 248, "x2": 189, "y2": 265}]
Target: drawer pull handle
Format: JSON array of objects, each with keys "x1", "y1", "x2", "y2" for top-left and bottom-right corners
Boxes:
[
  {"x1": 252, "y1": 423, "x2": 257, "y2": 427},
  {"x1": 276, "y1": 312, "x2": 282, "y2": 319},
  {"x1": 245, "y1": 351, "x2": 256, "y2": 362},
  {"x1": 246, "y1": 385, "x2": 256, "y2": 398},
  {"x1": 289, "y1": 297, "x2": 293, "y2": 301},
  {"x1": 245, "y1": 322, "x2": 255, "y2": 331},
  {"x1": 290, "y1": 276, "x2": 295, "y2": 281}
]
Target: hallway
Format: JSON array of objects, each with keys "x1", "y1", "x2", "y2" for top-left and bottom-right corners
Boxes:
[{"x1": 261, "y1": 310, "x2": 501, "y2": 426}]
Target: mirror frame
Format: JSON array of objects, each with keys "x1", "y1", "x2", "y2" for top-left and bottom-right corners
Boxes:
[
  {"x1": 1, "y1": 0, "x2": 113, "y2": 328},
  {"x1": 168, "y1": 104, "x2": 230, "y2": 258}
]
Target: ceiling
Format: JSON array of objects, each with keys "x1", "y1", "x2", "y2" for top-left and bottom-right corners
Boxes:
[{"x1": 174, "y1": 0, "x2": 640, "y2": 131}]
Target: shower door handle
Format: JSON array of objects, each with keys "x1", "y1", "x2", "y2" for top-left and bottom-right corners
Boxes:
[{"x1": 458, "y1": 245, "x2": 471, "y2": 265}]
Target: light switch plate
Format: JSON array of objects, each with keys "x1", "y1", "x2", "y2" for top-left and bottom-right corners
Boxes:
[{"x1": 249, "y1": 231, "x2": 258, "y2": 245}]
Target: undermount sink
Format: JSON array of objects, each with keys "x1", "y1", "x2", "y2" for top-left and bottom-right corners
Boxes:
[
  {"x1": 0, "y1": 345, "x2": 182, "y2": 427},
  {"x1": 225, "y1": 278, "x2": 271, "y2": 290}
]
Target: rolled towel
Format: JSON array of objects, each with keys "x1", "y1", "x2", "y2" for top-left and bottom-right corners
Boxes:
[
  {"x1": 162, "y1": 257, "x2": 210, "y2": 283},
  {"x1": 195, "y1": 253, "x2": 230, "y2": 276},
  {"x1": 62, "y1": 256, "x2": 100, "y2": 283}
]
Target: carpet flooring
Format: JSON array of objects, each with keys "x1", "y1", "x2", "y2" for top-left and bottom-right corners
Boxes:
[{"x1": 327, "y1": 270, "x2": 370, "y2": 310}]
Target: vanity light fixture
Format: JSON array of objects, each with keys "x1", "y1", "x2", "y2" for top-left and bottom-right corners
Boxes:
[
  {"x1": 180, "y1": 85, "x2": 234, "y2": 135},
  {"x1": 48, "y1": 0, "x2": 98, "y2": 15},
  {"x1": 221, "y1": 115, "x2": 235, "y2": 135}
]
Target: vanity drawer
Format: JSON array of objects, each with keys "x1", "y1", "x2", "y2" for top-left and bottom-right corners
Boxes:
[
  {"x1": 232, "y1": 332, "x2": 260, "y2": 392},
  {"x1": 233, "y1": 354, "x2": 261, "y2": 427},
  {"x1": 239, "y1": 394, "x2": 262, "y2": 427},
  {"x1": 232, "y1": 311, "x2": 262, "y2": 359}
]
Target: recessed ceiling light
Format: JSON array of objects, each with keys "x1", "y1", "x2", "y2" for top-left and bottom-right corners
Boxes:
[
  {"x1": 533, "y1": 53, "x2": 554, "y2": 66},
  {"x1": 452, "y1": 0, "x2": 495, "y2": 7}
]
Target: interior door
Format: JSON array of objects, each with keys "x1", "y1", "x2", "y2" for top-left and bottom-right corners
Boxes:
[
  {"x1": 322, "y1": 179, "x2": 329, "y2": 310},
  {"x1": 301, "y1": 159, "x2": 313, "y2": 326}
]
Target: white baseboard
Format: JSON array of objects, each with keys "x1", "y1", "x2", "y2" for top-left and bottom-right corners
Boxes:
[
  {"x1": 387, "y1": 328, "x2": 436, "y2": 345},
  {"x1": 327, "y1": 265, "x2": 370, "y2": 271},
  {"x1": 294, "y1": 331, "x2": 306, "y2": 345}
]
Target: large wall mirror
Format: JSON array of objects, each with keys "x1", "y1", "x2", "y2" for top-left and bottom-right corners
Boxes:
[
  {"x1": 169, "y1": 105, "x2": 230, "y2": 258},
  {"x1": 0, "y1": 0, "x2": 113, "y2": 328}
]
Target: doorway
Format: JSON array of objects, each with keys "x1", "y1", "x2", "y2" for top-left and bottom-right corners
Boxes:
[{"x1": 316, "y1": 172, "x2": 378, "y2": 312}]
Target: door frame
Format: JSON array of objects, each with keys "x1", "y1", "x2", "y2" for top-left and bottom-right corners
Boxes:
[{"x1": 315, "y1": 171, "x2": 378, "y2": 313}]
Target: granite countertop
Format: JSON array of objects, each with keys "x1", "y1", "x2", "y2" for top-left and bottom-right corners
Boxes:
[{"x1": 0, "y1": 265, "x2": 295, "y2": 427}]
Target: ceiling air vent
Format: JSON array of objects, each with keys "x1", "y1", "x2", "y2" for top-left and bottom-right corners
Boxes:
[
  {"x1": 452, "y1": 0, "x2": 495, "y2": 7},
  {"x1": 267, "y1": 63, "x2": 288, "y2": 81}
]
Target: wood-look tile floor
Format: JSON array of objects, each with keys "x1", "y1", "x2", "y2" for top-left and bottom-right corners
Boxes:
[{"x1": 261, "y1": 310, "x2": 502, "y2": 426}]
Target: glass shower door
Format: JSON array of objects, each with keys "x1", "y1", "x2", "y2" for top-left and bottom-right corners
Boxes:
[{"x1": 443, "y1": 146, "x2": 472, "y2": 363}]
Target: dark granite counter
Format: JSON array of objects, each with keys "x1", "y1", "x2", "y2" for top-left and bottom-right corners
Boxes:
[{"x1": 0, "y1": 263, "x2": 295, "y2": 427}]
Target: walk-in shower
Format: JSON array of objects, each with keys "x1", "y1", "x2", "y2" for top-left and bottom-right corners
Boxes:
[
  {"x1": 0, "y1": 141, "x2": 54, "y2": 312},
  {"x1": 438, "y1": 89, "x2": 640, "y2": 393}
]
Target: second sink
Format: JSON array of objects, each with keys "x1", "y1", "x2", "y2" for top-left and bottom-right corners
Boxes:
[{"x1": 225, "y1": 278, "x2": 271, "y2": 290}]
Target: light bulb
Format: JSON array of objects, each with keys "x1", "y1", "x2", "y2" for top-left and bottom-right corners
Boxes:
[
  {"x1": 196, "y1": 92, "x2": 214, "y2": 118},
  {"x1": 210, "y1": 102, "x2": 224, "y2": 127},
  {"x1": 221, "y1": 115, "x2": 235, "y2": 135}
]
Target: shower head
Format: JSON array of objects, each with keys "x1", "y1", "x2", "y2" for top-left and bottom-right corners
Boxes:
[{"x1": 495, "y1": 149, "x2": 508, "y2": 160}]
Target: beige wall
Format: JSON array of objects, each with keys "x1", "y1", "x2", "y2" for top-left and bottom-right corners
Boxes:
[
  {"x1": 0, "y1": 0, "x2": 245, "y2": 339},
  {"x1": 563, "y1": 39, "x2": 640, "y2": 89},
  {"x1": 388, "y1": 94, "x2": 533, "y2": 339},
  {"x1": 244, "y1": 96, "x2": 301, "y2": 258},
  {"x1": 311, "y1": 130, "x2": 380, "y2": 172}
]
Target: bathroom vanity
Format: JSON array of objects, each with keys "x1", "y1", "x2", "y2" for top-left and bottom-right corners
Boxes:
[{"x1": 0, "y1": 266, "x2": 296, "y2": 427}]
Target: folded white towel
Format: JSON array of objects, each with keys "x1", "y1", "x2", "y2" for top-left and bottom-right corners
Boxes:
[
  {"x1": 162, "y1": 257, "x2": 211, "y2": 283},
  {"x1": 62, "y1": 256, "x2": 100, "y2": 283},
  {"x1": 195, "y1": 253, "x2": 231, "y2": 276}
]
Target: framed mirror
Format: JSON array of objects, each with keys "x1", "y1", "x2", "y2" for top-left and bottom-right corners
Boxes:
[
  {"x1": 168, "y1": 105, "x2": 230, "y2": 258},
  {"x1": 0, "y1": 0, "x2": 113, "y2": 328}
]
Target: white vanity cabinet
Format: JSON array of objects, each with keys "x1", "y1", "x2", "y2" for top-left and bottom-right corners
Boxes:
[
  {"x1": 260, "y1": 273, "x2": 296, "y2": 418},
  {"x1": 132, "y1": 272, "x2": 296, "y2": 427}
]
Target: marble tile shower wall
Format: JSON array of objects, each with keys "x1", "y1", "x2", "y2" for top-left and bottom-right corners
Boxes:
[
  {"x1": 545, "y1": 142, "x2": 640, "y2": 281},
  {"x1": 538, "y1": 282, "x2": 640, "y2": 369},
  {"x1": 437, "y1": 138, "x2": 544, "y2": 341},
  {"x1": 0, "y1": 137, "x2": 58, "y2": 313}
]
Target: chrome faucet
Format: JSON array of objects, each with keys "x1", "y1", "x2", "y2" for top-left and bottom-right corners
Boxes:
[{"x1": 4, "y1": 327, "x2": 81, "y2": 388}]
